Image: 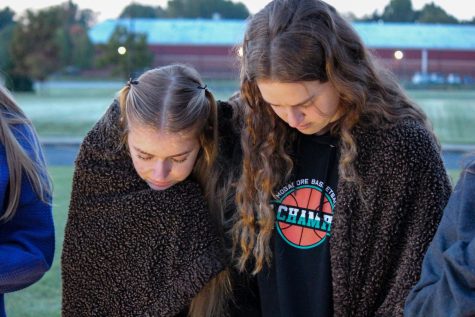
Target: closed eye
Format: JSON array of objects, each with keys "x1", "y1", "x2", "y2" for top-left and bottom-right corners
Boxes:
[
  {"x1": 172, "y1": 156, "x2": 187, "y2": 163},
  {"x1": 300, "y1": 101, "x2": 313, "y2": 108},
  {"x1": 137, "y1": 154, "x2": 153, "y2": 161}
]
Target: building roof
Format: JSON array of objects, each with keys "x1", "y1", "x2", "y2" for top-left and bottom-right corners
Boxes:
[
  {"x1": 89, "y1": 18, "x2": 475, "y2": 51},
  {"x1": 89, "y1": 18, "x2": 246, "y2": 46},
  {"x1": 354, "y1": 22, "x2": 475, "y2": 50}
]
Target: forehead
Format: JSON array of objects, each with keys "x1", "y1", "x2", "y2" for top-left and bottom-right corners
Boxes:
[
  {"x1": 127, "y1": 122, "x2": 198, "y2": 156},
  {"x1": 257, "y1": 80, "x2": 312, "y2": 106},
  {"x1": 257, "y1": 80, "x2": 322, "y2": 106}
]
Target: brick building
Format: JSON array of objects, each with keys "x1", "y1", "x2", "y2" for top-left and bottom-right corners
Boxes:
[{"x1": 89, "y1": 19, "x2": 475, "y2": 82}]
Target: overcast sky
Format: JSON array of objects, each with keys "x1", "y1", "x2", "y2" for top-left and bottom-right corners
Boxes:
[{"x1": 2, "y1": 0, "x2": 473, "y2": 22}]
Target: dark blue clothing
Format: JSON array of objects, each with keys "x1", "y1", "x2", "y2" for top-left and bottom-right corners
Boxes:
[
  {"x1": 405, "y1": 157, "x2": 475, "y2": 317},
  {"x1": 0, "y1": 124, "x2": 54, "y2": 317}
]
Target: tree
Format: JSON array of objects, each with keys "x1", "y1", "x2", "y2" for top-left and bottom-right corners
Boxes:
[
  {"x1": 381, "y1": 0, "x2": 415, "y2": 22},
  {"x1": 0, "y1": 24, "x2": 14, "y2": 73},
  {"x1": 119, "y1": 3, "x2": 168, "y2": 18},
  {"x1": 8, "y1": 1, "x2": 95, "y2": 85},
  {"x1": 55, "y1": 1, "x2": 95, "y2": 70},
  {"x1": 358, "y1": 10, "x2": 382, "y2": 22},
  {"x1": 0, "y1": 7, "x2": 15, "y2": 30},
  {"x1": 0, "y1": 7, "x2": 34, "y2": 91},
  {"x1": 416, "y1": 2, "x2": 458, "y2": 24},
  {"x1": 96, "y1": 25, "x2": 153, "y2": 79},
  {"x1": 10, "y1": 9, "x2": 63, "y2": 82},
  {"x1": 70, "y1": 24, "x2": 94, "y2": 69},
  {"x1": 0, "y1": 7, "x2": 15, "y2": 72},
  {"x1": 166, "y1": 0, "x2": 249, "y2": 19},
  {"x1": 461, "y1": 17, "x2": 475, "y2": 25}
]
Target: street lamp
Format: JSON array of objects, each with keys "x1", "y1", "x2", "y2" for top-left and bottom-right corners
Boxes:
[
  {"x1": 118, "y1": 46, "x2": 127, "y2": 55},
  {"x1": 394, "y1": 50, "x2": 404, "y2": 60},
  {"x1": 394, "y1": 50, "x2": 404, "y2": 80}
]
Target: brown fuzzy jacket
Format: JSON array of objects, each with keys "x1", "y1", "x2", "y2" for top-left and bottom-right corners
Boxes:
[
  {"x1": 61, "y1": 102, "x2": 225, "y2": 317},
  {"x1": 330, "y1": 120, "x2": 451, "y2": 316},
  {"x1": 217, "y1": 100, "x2": 452, "y2": 317}
]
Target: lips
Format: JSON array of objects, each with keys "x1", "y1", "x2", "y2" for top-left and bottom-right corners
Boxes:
[
  {"x1": 296, "y1": 123, "x2": 311, "y2": 130},
  {"x1": 147, "y1": 180, "x2": 173, "y2": 190}
]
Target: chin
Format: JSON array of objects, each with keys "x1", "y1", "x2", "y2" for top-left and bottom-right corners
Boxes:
[{"x1": 147, "y1": 181, "x2": 175, "y2": 191}]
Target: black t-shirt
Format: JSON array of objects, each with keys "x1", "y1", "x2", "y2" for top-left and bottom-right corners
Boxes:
[{"x1": 257, "y1": 132, "x2": 339, "y2": 317}]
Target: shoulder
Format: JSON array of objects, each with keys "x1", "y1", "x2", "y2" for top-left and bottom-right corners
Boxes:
[
  {"x1": 356, "y1": 119, "x2": 440, "y2": 160},
  {"x1": 11, "y1": 122, "x2": 42, "y2": 153},
  {"x1": 80, "y1": 99, "x2": 123, "y2": 151},
  {"x1": 353, "y1": 119, "x2": 446, "y2": 181},
  {"x1": 454, "y1": 156, "x2": 475, "y2": 196},
  {"x1": 217, "y1": 99, "x2": 241, "y2": 135},
  {"x1": 216, "y1": 99, "x2": 243, "y2": 160},
  {"x1": 7, "y1": 123, "x2": 46, "y2": 173},
  {"x1": 217, "y1": 100, "x2": 234, "y2": 122},
  {"x1": 462, "y1": 156, "x2": 475, "y2": 174}
]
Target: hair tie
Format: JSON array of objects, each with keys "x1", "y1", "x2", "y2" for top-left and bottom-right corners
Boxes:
[
  {"x1": 197, "y1": 84, "x2": 207, "y2": 90},
  {"x1": 126, "y1": 78, "x2": 139, "y2": 87}
]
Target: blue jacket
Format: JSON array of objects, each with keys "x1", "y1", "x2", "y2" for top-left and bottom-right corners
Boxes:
[
  {"x1": 405, "y1": 157, "x2": 475, "y2": 317},
  {"x1": 0, "y1": 124, "x2": 55, "y2": 317}
]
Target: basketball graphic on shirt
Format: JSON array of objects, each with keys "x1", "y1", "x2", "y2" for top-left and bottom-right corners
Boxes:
[{"x1": 274, "y1": 182, "x2": 335, "y2": 249}]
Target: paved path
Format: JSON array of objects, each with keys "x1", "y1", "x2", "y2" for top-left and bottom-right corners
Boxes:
[
  {"x1": 44, "y1": 144, "x2": 81, "y2": 166},
  {"x1": 41, "y1": 141, "x2": 475, "y2": 170}
]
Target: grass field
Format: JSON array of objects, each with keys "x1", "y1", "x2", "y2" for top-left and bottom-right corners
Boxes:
[
  {"x1": 14, "y1": 79, "x2": 240, "y2": 138},
  {"x1": 4, "y1": 166, "x2": 463, "y2": 317},
  {"x1": 408, "y1": 89, "x2": 475, "y2": 144},
  {"x1": 11, "y1": 83, "x2": 475, "y2": 145}
]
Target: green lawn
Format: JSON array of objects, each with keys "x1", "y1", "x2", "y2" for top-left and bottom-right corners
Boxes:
[
  {"x1": 4, "y1": 166, "x2": 462, "y2": 316},
  {"x1": 13, "y1": 85, "x2": 475, "y2": 145},
  {"x1": 15, "y1": 79, "x2": 240, "y2": 139},
  {"x1": 408, "y1": 90, "x2": 475, "y2": 144}
]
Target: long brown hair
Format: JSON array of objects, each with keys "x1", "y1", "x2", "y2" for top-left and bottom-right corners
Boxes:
[
  {"x1": 233, "y1": 0, "x2": 435, "y2": 274},
  {"x1": 0, "y1": 86, "x2": 52, "y2": 222},
  {"x1": 117, "y1": 65, "x2": 230, "y2": 317}
]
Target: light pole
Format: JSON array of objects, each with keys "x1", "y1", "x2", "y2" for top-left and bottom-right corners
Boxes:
[{"x1": 394, "y1": 50, "x2": 404, "y2": 80}]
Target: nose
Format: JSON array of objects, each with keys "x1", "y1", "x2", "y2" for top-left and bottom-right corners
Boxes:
[
  {"x1": 286, "y1": 107, "x2": 304, "y2": 128},
  {"x1": 152, "y1": 160, "x2": 171, "y2": 180}
]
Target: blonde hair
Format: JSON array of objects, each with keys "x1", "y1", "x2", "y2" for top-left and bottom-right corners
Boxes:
[
  {"x1": 117, "y1": 65, "x2": 231, "y2": 317},
  {"x1": 0, "y1": 86, "x2": 52, "y2": 222}
]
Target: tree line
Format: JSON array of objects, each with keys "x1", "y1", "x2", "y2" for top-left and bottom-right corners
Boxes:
[
  {"x1": 0, "y1": 0, "x2": 473, "y2": 91},
  {"x1": 355, "y1": 0, "x2": 475, "y2": 24}
]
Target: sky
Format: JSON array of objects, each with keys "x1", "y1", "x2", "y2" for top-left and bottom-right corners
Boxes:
[{"x1": 2, "y1": 0, "x2": 473, "y2": 23}]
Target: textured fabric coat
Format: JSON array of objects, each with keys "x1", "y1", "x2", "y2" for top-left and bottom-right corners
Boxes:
[
  {"x1": 61, "y1": 102, "x2": 225, "y2": 317},
  {"x1": 217, "y1": 101, "x2": 452, "y2": 317},
  {"x1": 330, "y1": 120, "x2": 451, "y2": 316}
]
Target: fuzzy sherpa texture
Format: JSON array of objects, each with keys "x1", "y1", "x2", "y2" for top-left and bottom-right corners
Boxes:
[
  {"x1": 330, "y1": 120, "x2": 452, "y2": 317},
  {"x1": 217, "y1": 101, "x2": 452, "y2": 317},
  {"x1": 61, "y1": 101, "x2": 225, "y2": 317}
]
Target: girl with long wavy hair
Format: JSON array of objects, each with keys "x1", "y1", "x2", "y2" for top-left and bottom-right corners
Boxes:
[
  {"x1": 231, "y1": 0, "x2": 452, "y2": 316},
  {"x1": 0, "y1": 86, "x2": 54, "y2": 317}
]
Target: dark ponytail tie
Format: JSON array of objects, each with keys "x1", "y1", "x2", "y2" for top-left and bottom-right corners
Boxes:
[{"x1": 126, "y1": 78, "x2": 139, "y2": 88}]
